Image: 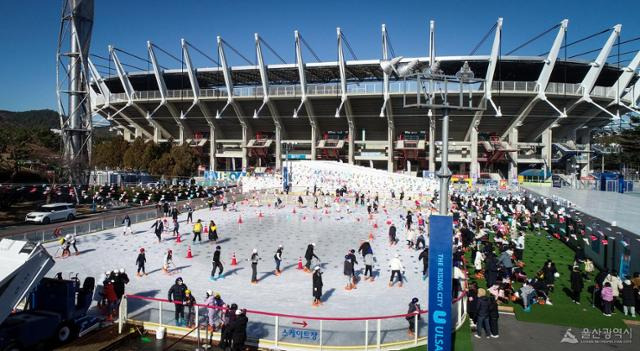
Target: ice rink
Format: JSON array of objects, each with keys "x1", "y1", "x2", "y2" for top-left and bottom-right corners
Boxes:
[{"x1": 45, "y1": 194, "x2": 432, "y2": 320}]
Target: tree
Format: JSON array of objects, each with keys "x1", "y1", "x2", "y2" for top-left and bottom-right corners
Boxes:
[
  {"x1": 170, "y1": 144, "x2": 200, "y2": 177},
  {"x1": 123, "y1": 137, "x2": 147, "y2": 170},
  {"x1": 92, "y1": 136, "x2": 128, "y2": 169}
]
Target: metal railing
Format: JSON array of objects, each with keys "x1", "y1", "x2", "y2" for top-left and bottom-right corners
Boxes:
[
  {"x1": 5, "y1": 187, "x2": 245, "y2": 244},
  {"x1": 119, "y1": 286, "x2": 467, "y2": 351},
  {"x1": 105, "y1": 80, "x2": 621, "y2": 104}
]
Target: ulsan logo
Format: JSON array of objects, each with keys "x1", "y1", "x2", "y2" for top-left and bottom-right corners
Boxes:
[
  {"x1": 433, "y1": 311, "x2": 447, "y2": 324},
  {"x1": 560, "y1": 329, "x2": 579, "y2": 344}
]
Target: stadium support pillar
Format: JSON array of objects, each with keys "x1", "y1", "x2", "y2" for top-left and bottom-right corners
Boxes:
[
  {"x1": 428, "y1": 116, "x2": 436, "y2": 173},
  {"x1": 275, "y1": 126, "x2": 282, "y2": 171},
  {"x1": 542, "y1": 128, "x2": 552, "y2": 175},
  {"x1": 242, "y1": 126, "x2": 249, "y2": 170},
  {"x1": 508, "y1": 128, "x2": 519, "y2": 183},
  {"x1": 470, "y1": 126, "x2": 479, "y2": 182},
  {"x1": 153, "y1": 127, "x2": 159, "y2": 144},
  {"x1": 348, "y1": 124, "x2": 355, "y2": 165},
  {"x1": 209, "y1": 126, "x2": 216, "y2": 171},
  {"x1": 311, "y1": 126, "x2": 317, "y2": 160},
  {"x1": 387, "y1": 126, "x2": 394, "y2": 172},
  {"x1": 577, "y1": 128, "x2": 591, "y2": 177}
]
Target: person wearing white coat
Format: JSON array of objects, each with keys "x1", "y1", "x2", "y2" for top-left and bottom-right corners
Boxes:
[{"x1": 389, "y1": 254, "x2": 405, "y2": 287}]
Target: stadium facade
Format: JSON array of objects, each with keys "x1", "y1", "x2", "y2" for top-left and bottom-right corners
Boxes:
[{"x1": 90, "y1": 19, "x2": 640, "y2": 182}]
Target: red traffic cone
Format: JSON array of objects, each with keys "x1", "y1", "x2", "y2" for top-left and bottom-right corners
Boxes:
[
  {"x1": 303, "y1": 216, "x2": 307, "y2": 220},
  {"x1": 176, "y1": 233, "x2": 182, "y2": 243},
  {"x1": 186, "y1": 246, "x2": 193, "y2": 259},
  {"x1": 386, "y1": 219, "x2": 392, "y2": 226},
  {"x1": 238, "y1": 215, "x2": 243, "y2": 224},
  {"x1": 204, "y1": 226, "x2": 208, "y2": 233},
  {"x1": 292, "y1": 207, "x2": 296, "y2": 214},
  {"x1": 324, "y1": 208, "x2": 328, "y2": 215},
  {"x1": 369, "y1": 232, "x2": 374, "y2": 241},
  {"x1": 258, "y1": 211, "x2": 264, "y2": 218},
  {"x1": 297, "y1": 257, "x2": 303, "y2": 270},
  {"x1": 373, "y1": 223, "x2": 379, "y2": 229},
  {"x1": 231, "y1": 252, "x2": 238, "y2": 266}
]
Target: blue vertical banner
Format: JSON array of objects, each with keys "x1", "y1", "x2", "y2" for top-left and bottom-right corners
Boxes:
[
  {"x1": 283, "y1": 166, "x2": 289, "y2": 191},
  {"x1": 428, "y1": 215, "x2": 453, "y2": 351}
]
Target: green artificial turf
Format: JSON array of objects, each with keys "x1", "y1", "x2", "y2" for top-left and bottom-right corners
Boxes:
[{"x1": 465, "y1": 230, "x2": 627, "y2": 329}]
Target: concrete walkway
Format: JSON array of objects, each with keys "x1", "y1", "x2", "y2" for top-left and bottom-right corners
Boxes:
[{"x1": 472, "y1": 314, "x2": 639, "y2": 351}]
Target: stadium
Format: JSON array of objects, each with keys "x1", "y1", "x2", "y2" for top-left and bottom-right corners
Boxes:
[{"x1": 90, "y1": 19, "x2": 639, "y2": 182}]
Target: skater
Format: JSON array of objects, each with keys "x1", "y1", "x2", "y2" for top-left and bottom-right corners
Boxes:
[
  {"x1": 122, "y1": 215, "x2": 132, "y2": 235},
  {"x1": 406, "y1": 297, "x2": 421, "y2": 336},
  {"x1": 163, "y1": 249, "x2": 174, "y2": 273},
  {"x1": 208, "y1": 220, "x2": 218, "y2": 242},
  {"x1": 193, "y1": 219, "x2": 203, "y2": 243},
  {"x1": 168, "y1": 277, "x2": 188, "y2": 326},
  {"x1": 163, "y1": 201, "x2": 170, "y2": 217},
  {"x1": 312, "y1": 266, "x2": 323, "y2": 306},
  {"x1": 184, "y1": 289, "x2": 196, "y2": 327},
  {"x1": 415, "y1": 231, "x2": 426, "y2": 250},
  {"x1": 136, "y1": 248, "x2": 147, "y2": 276},
  {"x1": 347, "y1": 249, "x2": 359, "y2": 286},
  {"x1": 211, "y1": 246, "x2": 224, "y2": 279},
  {"x1": 304, "y1": 243, "x2": 319, "y2": 272},
  {"x1": 274, "y1": 245, "x2": 283, "y2": 275},
  {"x1": 171, "y1": 206, "x2": 179, "y2": 221},
  {"x1": 66, "y1": 234, "x2": 79, "y2": 255},
  {"x1": 405, "y1": 210, "x2": 413, "y2": 230},
  {"x1": 172, "y1": 218, "x2": 180, "y2": 237},
  {"x1": 363, "y1": 252, "x2": 374, "y2": 281},
  {"x1": 406, "y1": 228, "x2": 415, "y2": 249},
  {"x1": 186, "y1": 205, "x2": 194, "y2": 223},
  {"x1": 344, "y1": 255, "x2": 356, "y2": 290},
  {"x1": 151, "y1": 218, "x2": 164, "y2": 243},
  {"x1": 358, "y1": 240, "x2": 373, "y2": 258},
  {"x1": 388, "y1": 254, "x2": 405, "y2": 287},
  {"x1": 314, "y1": 195, "x2": 319, "y2": 209},
  {"x1": 388, "y1": 224, "x2": 398, "y2": 245},
  {"x1": 114, "y1": 268, "x2": 129, "y2": 303},
  {"x1": 249, "y1": 249, "x2": 261, "y2": 284},
  {"x1": 275, "y1": 196, "x2": 283, "y2": 208},
  {"x1": 418, "y1": 247, "x2": 429, "y2": 279},
  {"x1": 298, "y1": 195, "x2": 304, "y2": 207},
  {"x1": 205, "y1": 290, "x2": 224, "y2": 332}
]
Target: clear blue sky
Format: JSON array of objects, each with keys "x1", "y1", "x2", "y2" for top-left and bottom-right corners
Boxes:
[{"x1": 0, "y1": 0, "x2": 638, "y2": 111}]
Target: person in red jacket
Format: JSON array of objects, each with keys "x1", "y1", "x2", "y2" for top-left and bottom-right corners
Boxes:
[{"x1": 104, "y1": 279, "x2": 118, "y2": 321}]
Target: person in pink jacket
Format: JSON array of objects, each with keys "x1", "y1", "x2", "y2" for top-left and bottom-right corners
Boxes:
[{"x1": 601, "y1": 282, "x2": 614, "y2": 317}]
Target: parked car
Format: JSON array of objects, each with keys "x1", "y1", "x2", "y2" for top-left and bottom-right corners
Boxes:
[{"x1": 25, "y1": 203, "x2": 76, "y2": 224}]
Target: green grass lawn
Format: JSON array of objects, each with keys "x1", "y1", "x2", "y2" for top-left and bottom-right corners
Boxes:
[{"x1": 465, "y1": 230, "x2": 627, "y2": 329}]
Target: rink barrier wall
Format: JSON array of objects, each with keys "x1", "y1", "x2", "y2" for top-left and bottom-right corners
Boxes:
[{"x1": 118, "y1": 275, "x2": 468, "y2": 351}]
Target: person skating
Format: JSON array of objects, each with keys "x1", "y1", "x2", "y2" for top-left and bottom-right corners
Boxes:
[
  {"x1": 274, "y1": 245, "x2": 283, "y2": 276},
  {"x1": 186, "y1": 205, "x2": 194, "y2": 224},
  {"x1": 208, "y1": 220, "x2": 218, "y2": 242},
  {"x1": 388, "y1": 254, "x2": 405, "y2": 287},
  {"x1": 304, "y1": 243, "x2": 319, "y2": 273},
  {"x1": 66, "y1": 234, "x2": 79, "y2": 255},
  {"x1": 122, "y1": 214, "x2": 132, "y2": 235},
  {"x1": 418, "y1": 247, "x2": 429, "y2": 280},
  {"x1": 204, "y1": 290, "x2": 224, "y2": 332},
  {"x1": 172, "y1": 218, "x2": 180, "y2": 237},
  {"x1": 168, "y1": 277, "x2": 188, "y2": 326},
  {"x1": 210, "y1": 246, "x2": 224, "y2": 280},
  {"x1": 406, "y1": 297, "x2": 421, "y2": 336},
  {"x1": 136, "y1": 248, "x2": 147, "y2": 276},
  {"x1": 312, "y1": 266, "x2": 323, "y2": 306},
  {"x1": 184, "y1": 289, "x2": 196, "y2": 327},
  {"x1": 388, "y1": 224, "x2": 398, "y2": 245},
  {"x1": 344, "y1": 255, "x2": 355, "y2": 290},
  {"x1": 163, "y1": 201, "x2": 170, "y2": 217},
  {"x1": 298, "y1": 195, "x2": 304, "y2": 207},
  {"x1": 347, "y1": 249, "x2": 359, "y2": 286},
  {"x1": 363, "y1": 252, "x2": 374, "y2": 281},
  {"x1": 405, "y1": 210, "x2": 413, "y2": 230},
  {"x1": 163, "y1": 249, "x2": 174, "y2": 273},
  {"x1": 151, "y1": 218, "x2": 164, "y2": 243},
  {"x1": 249, "y1": 249, "x2": 261, "y2": 284},
  {"x1": 114, "y1": 268, "x2": 129, "y2": 303},
  {"x1": 193, "y1": 219, "x2": 203, "y2": 243}
]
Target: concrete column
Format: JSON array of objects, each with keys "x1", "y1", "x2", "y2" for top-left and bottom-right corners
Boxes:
[
  {"x1": 508, "y1": 128, "x2": 519, "y2": 183},
  {"x1": 275, "y1": 126, "x2": 282, "y2": 171},
  {"x1": 428, "y1": 117, "x2": 436, "y2": 173},
  {"x1": 209, "y1": 126, "x2": 216, "y2": 171},
  {"x1": 387, "y1": 125, "x2": 394, "y2": 172},
  {"x1": 348, "y1": 124, "x2": 355, "y2": 164},
  {"x1": 541, "y1": 128, "x2": 552, "y2": 175},
  {"x1": 178, "y1": 126, "x2": 185, "y2": 146},
  {"x1": 470, "y1": 126, "x2": 479, "y2": 182},
  {"x1": 577, "y1": 128, "x2": 591, "y2": 178},
  {"x1": 241, "y1": 125, "x2": 248, "y2": 170},
  {"x1": 153, "y1": 127, "x2": 159, "y2": 143},
  {"x1": 123, "y1": 128, "x2": 132, "y2": 141},
  {"x1": 311, "y1": 126, "x2": 317, "y2": 160}
]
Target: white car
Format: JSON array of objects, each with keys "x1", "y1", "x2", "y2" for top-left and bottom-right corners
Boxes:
[{"x1": 25, "y1": 203, "x2": 77, "y2": 224}]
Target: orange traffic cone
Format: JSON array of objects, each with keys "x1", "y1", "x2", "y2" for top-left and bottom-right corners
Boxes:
[
  {"x1": 369, "y1": 232, "x2": 374, "y2": 241},
  {"x1": 386, "y1": 219, "x2": 392, "y2": 225},
  {"x1": 238, "y1": 215, "x2": 243, "y2": 224},
  {"x1": 373, "y1": 223, "x2": 379, "y2": 229},
  {"x1": 186, "y1": 246, "x2": 193, "y2": 259},
  {"x1": 176, "y1": 233, "x2": 182, "y2": 243},
  {"x1": 297, "y1": 257, "x2": 303, "y2": 270},
  {"x1": 231, "y1": 252, "x2": 238, "y2": 266}
]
